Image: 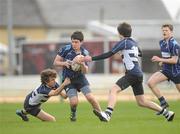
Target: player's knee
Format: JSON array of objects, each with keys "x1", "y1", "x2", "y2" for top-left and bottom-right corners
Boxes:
[
  {"x1": 147, "y1": 80, "x2": 154, "y2": 89},
  {"x1": 109, "y1": 89, "x2": 118, "y2": 96},
  {"x1": 70, "y1": 100, "x2": 78, "y2": 107},
  {"x1": 137, "y1": 100, "x2": 146, "y2": 107},
  {"x1": 70, "y1": 97, "x2": 78, "y2": 106}
]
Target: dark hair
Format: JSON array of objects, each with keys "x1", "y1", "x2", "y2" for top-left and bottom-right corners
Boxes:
[
  {"x1": 162, "y1": 24, "x2": 173, "y2": 31},
  {"x1": 117, "y1": 22, "x2": 132, "y2": 37},
  {"x1": 71, "y1": 31, "x2": 84, "y2": 42},
  {"x1": 40, "y1": 68, "x2": 57, "y2": 84}
]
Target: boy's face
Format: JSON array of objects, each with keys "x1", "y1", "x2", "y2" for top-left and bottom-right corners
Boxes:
[
  {"x1": 71, "y1": 39, "x2": 82, "y2": 51},
  {"x1": 162, "y1": 27, "x2": 173, "y2": 40},
  {"x1": 46, "y1": 77, "x2": 56, "y2": 88}
]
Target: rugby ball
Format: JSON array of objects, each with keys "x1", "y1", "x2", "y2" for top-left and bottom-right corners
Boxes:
[{"x1": 71, "y1": 62, "x2": 81, "y2": 72}]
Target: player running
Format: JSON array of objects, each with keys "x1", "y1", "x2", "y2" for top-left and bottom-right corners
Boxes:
[{"x1": 81, "y1": 22, "x2": 175, "y2": 122}]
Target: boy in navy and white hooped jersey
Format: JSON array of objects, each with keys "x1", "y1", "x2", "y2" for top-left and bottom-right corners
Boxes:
[
  {"x1": 16, "y1": 68, "x2": 70, "y2": 122},
  {"x1": 82, "y1": 22, "x2": 175, "y2": 122}
]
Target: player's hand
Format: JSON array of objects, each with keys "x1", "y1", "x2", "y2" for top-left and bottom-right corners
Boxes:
[
  {"x1": 151, "y1": 56, "x2": 161, "y2": 62},
  {"x1": 63, "y1": 78, "x2": 71, "y2": 86},
  {"x1": 73, "y1": 55, "x2": 84, "y2": 64},
  {"x1": 63, "y1": 60, "x2": 72, "y2": 68},
  {"x1": 158, "y1": 61, "x2": 163, "y2": 67},
  {"x1": 84, "y1": 55, "x2": 92, "y2": 62},
  {"x1": 60, "y1": 91, "x2": 68, "y2": 99}
]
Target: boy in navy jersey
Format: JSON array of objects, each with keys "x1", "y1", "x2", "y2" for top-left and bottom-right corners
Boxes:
[
  {"x1": 147, "y1": 24, "x2": 180, "y2": 108},
  {"x1": 16, "y1": 68, "x2": 70, "y2": 122},
  {"x1": 53, "y1": 31, "x2": 103, "y2": 121},
  {"x1": 81, "y1": 22, "x2": 175, "y2": 122}
]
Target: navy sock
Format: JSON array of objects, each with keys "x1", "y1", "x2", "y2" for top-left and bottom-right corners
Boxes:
[
  {"x1": 158, "y1": 96, "x2": 167, "y2": 105},
  {"x1": 71, "y1": 107, "x2": 76, "y2": 113}
]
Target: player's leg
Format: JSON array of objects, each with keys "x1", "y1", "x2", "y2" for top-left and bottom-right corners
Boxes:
[
  {"x1": 66, "y1": 88, "x2": 78, "y2": 121},
  {"x1": 16, "y1": 99, "x2": 29, "y2": 121},
  {"x1": 135, "y1": 95, "x2": 175, "y2": 121},
  {"x1": 175, "y1": 83, "x2": 180, "y2": 92},
  {"x1": 174, "y1": 74, "x2": 180, "y2": 93},
  {"x1": 101, "y1": 76, "x2": 129, "y2": 121},
  {"x1": 81, "y1": 85, "x2": 108, "y2": 121},
  {"x1": 133, "y1": 79, "x2": 175, "y2": 122},
  {"x1": 36, "y1": 109, "x2": 56, "y2": 122},
  {"x1": 103, "y1": 84, "x2": 122, "y2": 119},
  {"x1": 16, "y1": 109, "x2": 29, "y2": 121},
  {"x1": 147, "y1": 71, "x2": 169, "y2": 108},
  {"x1": 81, "y1": 85, "x2": 101, "y2": 112},
  {"x1": 135, "y1": 95, "x2": 162, "y2": 111}
]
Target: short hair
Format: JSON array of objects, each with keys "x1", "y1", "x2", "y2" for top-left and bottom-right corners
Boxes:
[
  {"x1": 40, "y1": 68, "x2": 57, "y2": 84},
  {"x1": 71, "y1": 31, "x2": 84, "y2": 42},
  {"x1": 117, "y1": 22, "x2": 132, "y2": 37},
  {"x1": 162, "y1": 24, "x2": 173, "y2": 31}
]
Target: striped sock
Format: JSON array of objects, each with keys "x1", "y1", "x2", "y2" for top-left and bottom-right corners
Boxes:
[
  {"x1": 105, "y1": 107, "x2": 113, "y2": 117},
  {"x1": 162, "y1": 109, "x2": 169, "y2": 118}
]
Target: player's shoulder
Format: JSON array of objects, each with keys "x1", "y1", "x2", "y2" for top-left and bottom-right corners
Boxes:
[
  {"x1": 62, "y1": 44, "x2": 72, "y2": 51},
  {"x1": 37, "y1": 84, "x2": 51, "y2": 95},
  {"x1": 81, "y1": 47, "x2": 89, "y2": 56},
  {"x1": 169, "y1": 37, "x2": 179, "y2": 46}
]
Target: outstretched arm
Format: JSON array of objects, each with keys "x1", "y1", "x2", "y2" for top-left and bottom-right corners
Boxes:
[
  {"x1": 92, "y1": 51, "x2": 114, "y2": 61},
  {"x1": 84, "y1": 51, "x2": 114, "y2": 62},
  {"x1": 48, "y1": 78, "x2": 70, "y2": 96}
]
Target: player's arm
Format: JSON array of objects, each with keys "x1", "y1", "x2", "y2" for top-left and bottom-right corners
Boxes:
[
  {"x1": 84, "y1": 41, "x2": 126, "y2": 62},
  {"x1": 80, "y1": 62, "x2": 88, "y2": 74},
  {"x1": 84, "y1": 51, "x2": 114, "y2": 62},
  {"x1": 59, "y1": 91, "x2": 68, "y2": 99},
  {"x1": 151, "y1": 55, "x2": 178, "y2": 64},
  {"x1": 48, "y1": 78, "x2": 70, "y2": 96},
  {"x1": 53, "y1": 55, "x2": 71, "y2": 68}
]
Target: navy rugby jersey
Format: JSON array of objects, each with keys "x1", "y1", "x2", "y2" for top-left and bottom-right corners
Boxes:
[
  {"x1": 57, "y1": 44, "x2": 89, "y2": 79},
  {"x1": 159, "y1": 37, "x2": 180, "y2": 76},
  {"x1": 26, "y1": 82, "x2": 59, "y2": 106},
  {"x1": 111, "y1": 38, "x2": 143, "y2": 76}
]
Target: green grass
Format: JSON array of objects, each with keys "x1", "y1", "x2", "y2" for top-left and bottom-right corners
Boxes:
[{"x1": 0, "y1": 101, "x2": 180, "y2": 134}]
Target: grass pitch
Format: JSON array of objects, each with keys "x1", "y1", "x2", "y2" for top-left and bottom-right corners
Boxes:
[{"x1": 0, "y1": 101, "x2": 179, "y2": 134}]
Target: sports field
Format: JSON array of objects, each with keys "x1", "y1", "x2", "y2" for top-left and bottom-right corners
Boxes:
[{"x1": 0, "y1": 101, "x2": 179, "y2": 134}]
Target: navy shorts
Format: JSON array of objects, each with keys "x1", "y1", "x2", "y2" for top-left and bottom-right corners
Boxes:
[
  {"x1": 116, "y1": 74, "x2": 144, "y2": 96},
  {"x1": 161, "y1": 70, "x2": 180, "y2": 84},
  {"x1": 23, "y1": 96, "x2": 41, "y2": 116}
]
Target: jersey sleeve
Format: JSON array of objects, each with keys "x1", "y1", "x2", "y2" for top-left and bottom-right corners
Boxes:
[
  {"x1": 111, "y1": 40, "x2": 126, "y2": 54},
  {"x1": 82, "y1": 48, "x2": 89, "y2": 65},
  {"x1": 39, "y1": 86, "x2": 51, "y2": 95},
  {"x1": 54, "y1": 82, "x2": 60, "y2": 88},
  {"x1": 57, "y1": 45, "x2": 71, "y2": 58},
  {"x1": 170, "y1": 41, "x2": 180, "y2": 56}
]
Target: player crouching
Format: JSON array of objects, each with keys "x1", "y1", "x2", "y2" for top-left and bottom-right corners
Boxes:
[{"x1": 16, "y1": 68, "x2": 70, "y2": 122}]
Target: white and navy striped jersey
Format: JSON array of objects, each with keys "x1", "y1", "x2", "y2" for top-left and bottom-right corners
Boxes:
[
  {"x1": 111, "y1": 38, "x2": 143, "y2": 76},
  {"x1": 26, "y1": 82, "x2": 59, "y2": 106}
]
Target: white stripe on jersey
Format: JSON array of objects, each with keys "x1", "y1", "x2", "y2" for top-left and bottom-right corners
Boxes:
[
  {"x1": 29, "y1": 89, "x2": 49, "y2": 105},
  {"x1": 122, "y1": 46, "x2": 139, "y2": 70},
  {"x1": 161, "y1": 52, "x2": 171, "y2": 58}
]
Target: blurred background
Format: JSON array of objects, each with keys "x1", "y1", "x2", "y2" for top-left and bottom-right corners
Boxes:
[{"x1": 0, "y1": 0, "x2": 180, "y2": 102}]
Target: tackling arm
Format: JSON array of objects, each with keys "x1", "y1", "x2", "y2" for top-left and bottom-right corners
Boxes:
[{"x1": 48, "y1": 78, "x2": 70, "y2": 96}]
